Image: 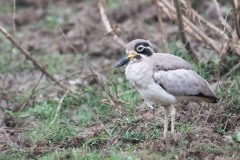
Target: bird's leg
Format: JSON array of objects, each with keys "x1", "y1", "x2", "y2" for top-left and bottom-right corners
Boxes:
[
  {"x1": 163, "y1": 106, "x2": 170, "y2": 138},
  {"x1": 170, "y1": 105, "x2": 176, "y2": 134}
]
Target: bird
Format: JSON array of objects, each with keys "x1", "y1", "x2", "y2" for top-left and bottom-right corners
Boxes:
[{"x1": 113, "y1": 39, "x2": 218, "y2": 138}]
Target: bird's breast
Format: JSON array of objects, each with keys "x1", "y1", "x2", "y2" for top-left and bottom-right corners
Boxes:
[
  {"x1": 125, "y1": 61, "x2": 177, "y2": 105},
  {"x1": 125, "y1": 62, "x2": 151, "y2": 89}
]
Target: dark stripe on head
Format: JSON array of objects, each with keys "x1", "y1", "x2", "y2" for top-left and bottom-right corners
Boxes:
[
  {"x1": 136, "y1": 42, "x2": 151, "y2": 47},
  {"x1": 135, "y1": 42, "x2": 153, "y2": 56}
]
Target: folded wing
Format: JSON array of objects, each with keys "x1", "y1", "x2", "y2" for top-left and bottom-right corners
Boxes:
[{"x1": 153, "y1": 69, "x2": 218, "y2": 103}]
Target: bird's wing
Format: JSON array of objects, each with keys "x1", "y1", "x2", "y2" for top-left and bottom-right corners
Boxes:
[
  {"x1": 151, "y1": 53, "x2": 193, "y2": 71},
  {"x1": 152, "y1": 69, "x2": 218, "y2": 103}
]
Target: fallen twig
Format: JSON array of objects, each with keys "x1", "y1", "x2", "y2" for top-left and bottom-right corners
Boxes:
[
  {"x1": 222, "y1": 61, "x2": 240, "y2": 79},
  {"x1": 231, "y1": 0, "x2": 240, "y2": 39},
  {"x1": 0, "y1": 27, "x2": 69, "y2": 91},
  {"x1": 50, "y1": 90, "x2": 68, "y2": 124},
  {"x1": 212, "y1": 0, "x2": 232, "y2": 33},
  {"x1": 58, "y1": 26, "x2": 81, "y2": 55},
  {"x1": 179, "y1": 0, "x2": 229, "y2": 41},
  {"x1": 173, "y1": 0, "x2": 199, "y2": 61},
  {"x1": 34, "y1": 71, "x2": 82, "y2": 94},
  {"x1": 157, "y1": 0, "x2": 222, "y2": 55},
  {"x1": 17, "y1": 72, "x2": 44, "y2": 112},
  {"x1": 153, "y1": 0, "x2": 169, "y2": 50},
  {"x1": 90, "y1": 68, "x2": 123, "y2": 115},
  {"x1": 98, "y1": 0, "x2": 126, "y2": 48}
]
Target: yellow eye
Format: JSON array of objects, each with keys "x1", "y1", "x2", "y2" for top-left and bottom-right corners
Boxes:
[{"x1": 136, "y1": 45, "x2": 144, "y2": 52}]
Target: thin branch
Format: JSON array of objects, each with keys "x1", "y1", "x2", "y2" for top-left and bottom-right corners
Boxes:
[
  {"x1": 35, "y1": 71, "x2": 82, "y2": 94},
  {"x1": 90, "y1": 68, "x2": 123, "y2": 115},
  {"x1": 173, "y1": 0, "x2": 199, "y2": 61},
  {"x1": 212, "y1": 0, "x2": 232, "y2": 33},
  {"x1": 0, "y1": 27, "x2": 69, "y2": 91},
  {"x1": 98, "y1": 0, "x2": 126, "y2": 48},
  {"x1": 58, "y1": 26, "x2": 81, "y2": 56},
  {"x1": 17, "y1": 72, "x2": 44, "y2": 112},
  {"x1": 157, "y1": 0, "x2": 222, "y2": 55},
  {"x1": 153, "y1": 0, "x2": 169, "y2": 50},
  {"x1": 231, "y1": 0, "x2": 240, "y2": 38},
  {"x1": 50, "y1": 90, "x2": 68, "y2": 124},
  {"x1": 222, "y1": 60, "x2": 240, "y2": 79},
  {"x1": 179, "y1": 0, "x2": 229, "y2": 41}
]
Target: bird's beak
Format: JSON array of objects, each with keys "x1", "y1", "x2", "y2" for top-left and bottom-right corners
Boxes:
[{"x1": 113, "y1": 51, "x2": 136, "y2": 68}]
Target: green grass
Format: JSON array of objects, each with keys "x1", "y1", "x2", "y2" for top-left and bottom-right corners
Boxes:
[
  {"x1": 0, "y1": 149, "x2": 26, "y2": 160},
  {"x1": 1, "y1": 41, "x2": 239, "y2": 159},
  {"x1": 0, "y1": 81, "x2": 147, "y2": 159},
  {"x1": 1, "y1": 4, "x2": 240, "y2": 158},
  {"x1": 0, "y1": 2, "x2": 12, "y2": 13},
  {"x1": 1, "y1": 38, "x2": 239, "y2": 159},
  {"x1": 39, "y1": 148, "x2": 140, "y2": 160},
  {"x1": 0, "y1": 34, "x2": 82, "y2": 75},
  {"x1": 177, "y1": 123, "x2": 193, "y2": 134},
  {"x1": 106, "y1": 0, "x2": 124, "y2": 10}
]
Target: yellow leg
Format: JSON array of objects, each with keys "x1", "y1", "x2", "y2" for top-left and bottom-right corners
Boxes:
[
  {"x1": 170, "y1": 105, "x2": 176, "y2": 134},
  {"x1": 163, "y1": 107, "x2": 170, "y2": 138}
]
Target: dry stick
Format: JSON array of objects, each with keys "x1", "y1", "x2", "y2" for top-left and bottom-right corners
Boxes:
[
  {"x1": 159, "y1": 0, "x2": 222, "y2": 55},
  {"x1": 184, "y1": 0, "x2": 197, "y2": 24},
  {"x1": 153, "y1": 0, "x2": 169, "y2": 50},
  {"x1": 17, "y1": 72, "x2": 44, "y2": 112},
  {"x1": 162, "y1": 0, "x2": 219, "y2": 49},
  {"x1": 98, "y1": 0, "x2": 126, "y2": 48},
  {"x1": 92, "y1": 69, "x2": 124, "y2": 115},
  {"x1": 179, "y1": 0, "x2": 229, "y2": 41},
  {"x1": 15, "y1": 71, "x2": 84, "y2": 105},
  {"x1": 35, "y1": 70, "x2": 82, "y2": 94},
  {"x1": 58, "y1": 26, "x2": 81, "y2": 56},
  {"x1": 222, "y1": 61, "x2": 240, "y2": 79},
  {"x1": 157, "y1": 1, "x2": 201, "y2": 42},
  {"x1": 95, "y1": 71, "x2": 121, "y2": 107},
  {"x1": 173, "y1": 0, "x2": 199, "y2": 61},
  {"x1": 231, "y1": 0, "x2": 240, "y2": 38},
  {"x1": 212, "y1": 0, "x2": 232, "y2": 33},
  {"x1": 0, "y1": 27, "x2": 69, "y2": 91},
  {"x1": 118, "y1": 89, "x2": 136, "y2": 97},
  {"x1": 50, "y1": 90, "x2": 68, "y2": 124},
  {"x1": 183, "y1": 1, "x2": 240, "y2": 56}
]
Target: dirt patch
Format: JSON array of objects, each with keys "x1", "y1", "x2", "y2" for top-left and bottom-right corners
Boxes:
[
  {"x1": 177, "y1": 101, "x2": 240, "y2": 135},
  {"x1": 64, "y1": 123, "x2": 104, "y2": 148}
]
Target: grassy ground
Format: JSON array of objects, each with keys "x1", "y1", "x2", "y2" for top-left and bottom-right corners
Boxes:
[
  {"x1": 1, "y1": 40, "x2": 239, "y2": 159},
  {"x1": 0, "y1": 0, "x2": 240, "y2": 160}
]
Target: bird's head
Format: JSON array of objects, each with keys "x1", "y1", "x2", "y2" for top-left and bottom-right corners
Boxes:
[{"x1": 113, "y1": 39, "x2": 154, "y2": 68}]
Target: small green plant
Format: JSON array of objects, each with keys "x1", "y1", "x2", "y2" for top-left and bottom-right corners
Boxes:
[{"x1": 178, "y1": 123, "x2": 193, "y2": 133}]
